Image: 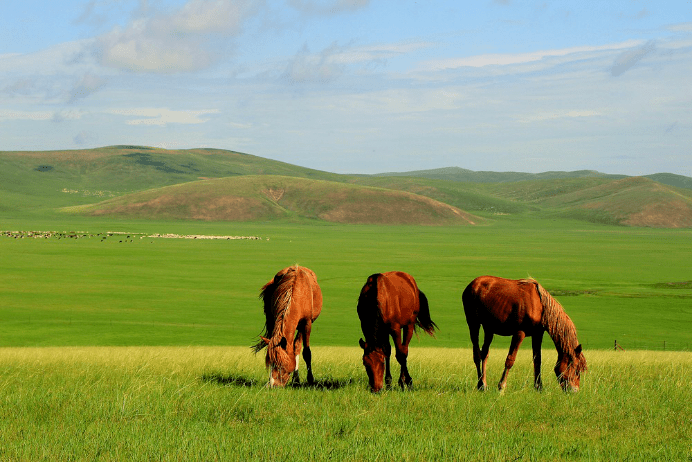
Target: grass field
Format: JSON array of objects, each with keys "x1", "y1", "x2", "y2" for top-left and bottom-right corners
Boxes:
[
  {"x1": 0, "y1": 346, "x2": 689, "y2": 461},
  {"x1": 0, "y1": 217, "x2": 689, "y2": 351}
]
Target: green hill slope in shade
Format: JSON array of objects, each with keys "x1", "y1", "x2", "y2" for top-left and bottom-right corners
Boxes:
[
  {"x1": 0, "y1": 146, "x2": 340, "y2": 202},
  {"x1": 64, "y1": 175, "x2": 481, "y2": 225},
  {"x1": 375, "y1": 166, "x2": 692, "y2": 189}
]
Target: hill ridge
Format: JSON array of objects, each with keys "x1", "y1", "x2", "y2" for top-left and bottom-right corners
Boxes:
[{"x1": 373, "y1": 165, "x2": 691, "y2": 189}]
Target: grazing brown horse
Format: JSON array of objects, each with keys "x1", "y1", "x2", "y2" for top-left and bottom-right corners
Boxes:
[
  {"x1": 358, "y1": 271, "x2": 437, "y2": 392},
  {"x1": 252, "y1": 265, "x2": 322, "y2": 388},
  {"x1": 463, "y1": 276, "x2": 586, "y2": 392}
]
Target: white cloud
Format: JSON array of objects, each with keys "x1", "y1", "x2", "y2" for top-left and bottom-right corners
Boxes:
[
  {"x1": 667, "y1": 23, "x2": 692, "y2": 33},
  {"x1": 288, "y1": 0, "x2": 370, "y2": 15},
  {"x1": 67, "y1": 73, "x2": 107, "y2": 103},
  {"x1": 169, "y1": 0, "x2": 255, "y2": 34},
  {"x1": 610, "y1": 40, "x2": 656, "y2": 76},
  {"x1": 107, "y1": 107, "x2": 220, "y2": 126},
  {"x1": 0, "y1": 109, "x2": 55, "y2": 121},
  {"x1": 99, "y1": 27, "x2": 209, "y2": 73},
  {"x1": 330, "y1": 41, "x2": 436, "y2": 65},
  {"x1": 417, "y1": 40, "x2": 643, "y2": 71},
  {"x1": 96, "y1": 0, "x2": 257, "y2": 73},
  {"x1": 515, "y1": 110, "x2": 604, "y2": 124},
  {"x1": 284, "y1": 42, "x2": 346, "y2": 84}
]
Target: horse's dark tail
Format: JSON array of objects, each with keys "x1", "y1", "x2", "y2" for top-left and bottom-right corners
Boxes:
[{"x1": 415, "y1": 290, "x2": 438, "y2": 337}]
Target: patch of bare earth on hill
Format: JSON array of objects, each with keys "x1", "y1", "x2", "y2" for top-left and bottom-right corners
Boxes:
[
  {"x1": 188, "y1": 196, "x2": 269, "y2": 221},
  {"x1": 264, "y1": 188, "x2": 285, "y2": 202},
  {"x1": 91, "y1": 194, "x2": 279, "y2": 221},
  {"x1": 319, "y1": 190, "x2": 478, "y2": 225},
  {"x1": 623, "y1": 201, "x2": 692, "y2": 228}
]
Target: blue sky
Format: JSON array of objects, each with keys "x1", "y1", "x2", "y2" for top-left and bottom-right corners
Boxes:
[{"x1": 1, "y1": 1, "x2": 690, "y2": 175}]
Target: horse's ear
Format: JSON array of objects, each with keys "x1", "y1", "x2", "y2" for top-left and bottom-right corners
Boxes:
[
  {"x1": 575, "y1": 344, "x2": 583, "y2": 356},
  {"x1": 279, "y1": 337, "x2": 288, "y2": 350},
  {"x1": 359, "y1": 338, "x2": 366, "y2": 350},
  {"x1": 260, "y1": 336, "x2": 270, "y2": 345}
]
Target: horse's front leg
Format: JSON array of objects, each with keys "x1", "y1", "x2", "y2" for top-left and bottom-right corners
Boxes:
[
  {"x1": 532, "y1": 333, "x2": 544, "y2": 391},
  {"x1": 499, "y1": 332, "x2": 525, "y2": 392},
  {"x1": 302, "y1": 320, "x2": 314, "y2": 385},
  {"x1": 393, "y1": 324, "x2": 414, "y2": 389},
  {"x1": 383, "y1": 339, "x2": 392, "y2": 388}
]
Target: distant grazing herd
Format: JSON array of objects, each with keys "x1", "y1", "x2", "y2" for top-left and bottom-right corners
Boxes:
[
  {"x1": 255, "y1": 265, "x2": 586, "y2": 393},
  {"x1": 1, "y1": 230, "x2": 260, "y2": 241}
]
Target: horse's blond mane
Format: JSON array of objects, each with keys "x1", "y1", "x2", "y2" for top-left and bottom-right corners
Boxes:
[
  {"x1": 528, "y1": 280, "x2": 580, "y2": 353},
  {"x1": 252, "y1": 265, "x2": 300, "y2": 357}
]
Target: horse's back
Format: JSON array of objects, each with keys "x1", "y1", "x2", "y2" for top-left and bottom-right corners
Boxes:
[
  {"x1": 463, "y1": 276, "x2": 542, "y2": 333},
  {"x1": 295, "y1": 266, "x2": 322, "y2": 321},
  {"x1": 267, "y1": 265, "x2": 322, "y2": 321},
  {"x1": 373, "y1": 271, "x2": 420, "y2": 325}
]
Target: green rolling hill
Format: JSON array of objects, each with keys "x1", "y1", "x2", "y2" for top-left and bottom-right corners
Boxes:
[
  {"x1": 64, "y1": 175, "x2": 480, "y2": 225},
  {"x1": 0, "y1": 146, "x2": 690, "y2": 228}
]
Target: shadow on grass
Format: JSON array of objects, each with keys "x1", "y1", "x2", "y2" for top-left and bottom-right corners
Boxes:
[
  {"x1": 200, "y1": 373, "x2": 260, "y2": 388},
  {"x1": 291, "y1": 377, "x2": 354, "y2": 390},
  {"x1": 200, "y1": 373, "x2": 353, "y2": 391}
]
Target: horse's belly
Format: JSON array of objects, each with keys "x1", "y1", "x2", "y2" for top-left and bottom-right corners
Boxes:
[{"x1": 482, "y1": 315, "x2": 540, "y2": 337}]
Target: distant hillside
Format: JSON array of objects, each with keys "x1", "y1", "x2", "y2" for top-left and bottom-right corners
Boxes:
[
  {"x1": 354, "y1": 176, "x2": 691, "y2": 228},
  {"x1": 373, "y1": 166, "x2": 625, "y2": 183},
  {"x1": 374, "y1": 166, "x2": 691, "y2": 189},
  {"x1": 1, "y1": 146, "x2": 690, "y2": 228},
  {"x1": 0, "y1": 146, "x2": 341, "y2": 208},
  {"x1": 65, "y1": 175, "x2": 481, "y2": 226},
  {"x1": 535, "y1": 177, "x2": 692, "y2": 228}
]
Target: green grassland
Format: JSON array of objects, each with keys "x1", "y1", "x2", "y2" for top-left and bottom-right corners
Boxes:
[
  {"x1": 0, "y1": 346, "x2": 689, "y2": 461},
  {"x1": 0, "y1": 146, "x2": 689, "y2": 350},
  {"x1": 0, "y1": 218, "x2": 689, "y2": 351}
]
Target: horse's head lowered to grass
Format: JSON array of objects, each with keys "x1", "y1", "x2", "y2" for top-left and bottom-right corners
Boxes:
[
  {"x1": 555, "y1": 343, "x2": 587, "y2": 392},
  {"x1": 358, "y1": 338, "x2": 386, "y2": 392},
  {"x1": 357, "y1": 272, "x2": 437, "y2": 393},
  {"x1": 259, "y1": 335, "x2": 297, "y2": 388}
]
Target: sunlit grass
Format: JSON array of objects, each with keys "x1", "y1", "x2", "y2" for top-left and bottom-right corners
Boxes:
[{"x1": 0, "y1": 346, "x2": 689, "y2": 460}]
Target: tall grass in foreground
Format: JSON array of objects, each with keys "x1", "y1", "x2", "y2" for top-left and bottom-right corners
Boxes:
[{"x1": 0, "y1": 346, "x2": 689, "y2": 461}]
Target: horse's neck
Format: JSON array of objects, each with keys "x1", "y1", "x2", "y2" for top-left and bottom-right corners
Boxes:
[{"x1": 543, "y1": 309, "x2": 578, "y2": 354}]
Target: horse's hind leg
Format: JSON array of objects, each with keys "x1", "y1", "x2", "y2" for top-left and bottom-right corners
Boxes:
[
  {"x1": 476, "y1": 326, "x2": 494, "y2": 391},
  {"x1": 291, "y1": 330, "x2": 303, "y2": 385},
  {"x1": 302, "y1": 320, "x2": 315, "y2": 385},
  {"x1": 393, "y1": 324, "x2": 414, "y2": 389},
  {"x1": 469, "y1": 323, "x2": 485, "y2": 390},
  {"x1": 499, "y1": 332, "x2": 525, "y2": 391}
]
